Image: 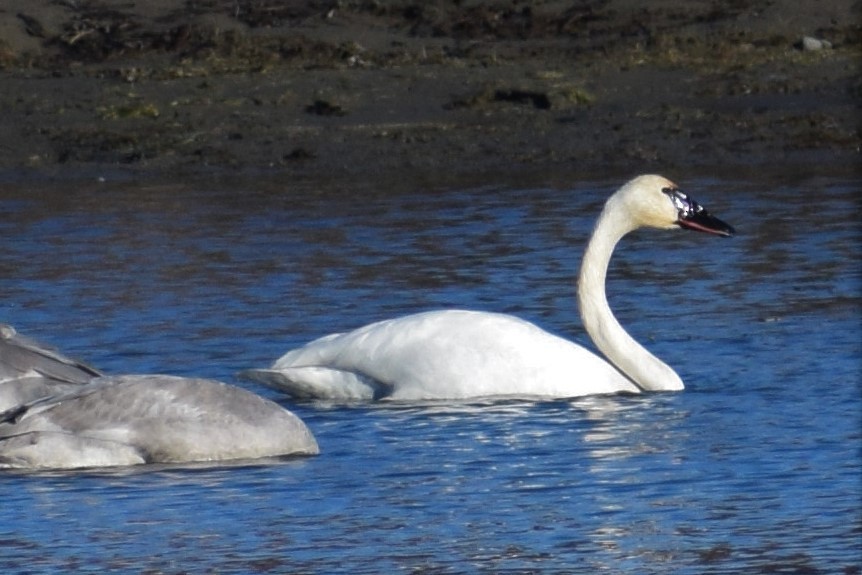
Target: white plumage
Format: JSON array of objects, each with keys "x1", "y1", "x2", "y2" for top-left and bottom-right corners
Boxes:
[{"x1": 241, "y1": 174, "x2": 734, "y2": 401}]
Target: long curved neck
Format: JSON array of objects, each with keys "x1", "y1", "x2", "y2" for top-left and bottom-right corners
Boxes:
[{"x1": 577, "y1": 201, "x2": 684, "y2": 391}]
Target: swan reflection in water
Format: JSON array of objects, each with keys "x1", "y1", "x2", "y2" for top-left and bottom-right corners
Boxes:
[{"x1": 241, "y1": 174, "x2": 734, "y2": 401}]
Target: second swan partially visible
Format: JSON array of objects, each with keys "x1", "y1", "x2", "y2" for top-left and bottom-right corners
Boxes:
[
  {"x1": 0, "y1": 326, "x2": 319, "y2": 470},
  {"x1": 241, "y1": 175, "x2": 735, "y2": 401},
  {"x1": 0, "y1": 375, "x2": 319, "y2": 469}
]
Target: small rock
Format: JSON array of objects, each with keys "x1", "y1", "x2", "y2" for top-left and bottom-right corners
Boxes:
[{"x1": 798, "y1": 36, "x2": 832, "y2": 51}]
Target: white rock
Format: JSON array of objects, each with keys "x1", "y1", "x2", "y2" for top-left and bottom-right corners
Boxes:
[{"x1": 800, "y1": 36, "x2": 832, "y2": 51}]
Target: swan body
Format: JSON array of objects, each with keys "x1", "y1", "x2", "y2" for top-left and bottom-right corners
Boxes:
[
  {"x1": 244, "y1": 310, "x2": 641, "y2": 400},
  {"x1": 0, "y1": 324, "x2": 102, "y2": 411},
  {"x1": 242, "y1": 174, "x2": 734, "y2": 401},
  {"x1": 0, "y1": 375, "x2": 319, "y2": 469}
]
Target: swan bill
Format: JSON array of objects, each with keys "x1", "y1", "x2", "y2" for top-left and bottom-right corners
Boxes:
[
  {"x1": 662, "y1": 187, "x2": 735, "y2": 237},
  {"x1": 677, "y1": 208, "x2": 735, "y2": 237}
]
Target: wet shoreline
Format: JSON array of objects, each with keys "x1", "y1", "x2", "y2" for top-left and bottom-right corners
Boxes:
[{"x1": 1, "y1": 1, "x2": 859, "y2": 186}]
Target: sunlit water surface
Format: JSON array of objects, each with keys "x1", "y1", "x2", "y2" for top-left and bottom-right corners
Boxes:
[{"x1": 1, "y1": 175, "x2": 859, "y2": 573}]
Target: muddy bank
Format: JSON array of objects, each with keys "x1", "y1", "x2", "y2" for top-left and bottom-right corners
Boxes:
[{"x1": 0, "y1": 1, "x2": 859, "y2": 185}]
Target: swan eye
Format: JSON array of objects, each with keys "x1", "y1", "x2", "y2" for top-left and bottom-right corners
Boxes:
[{"x1": 662, "y1": 187, "x2": 700, "y2": 219}]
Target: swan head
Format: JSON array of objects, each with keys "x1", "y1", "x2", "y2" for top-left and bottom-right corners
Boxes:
[{"x1": 615, "y1": 175, "x2": 735, "y2": 237}]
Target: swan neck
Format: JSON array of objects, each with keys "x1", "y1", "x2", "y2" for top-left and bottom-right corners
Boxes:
[{"x1": 577, "y1": 203, "x2": 684, "y2": 391}]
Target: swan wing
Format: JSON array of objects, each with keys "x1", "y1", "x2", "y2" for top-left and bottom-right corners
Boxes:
[
  {"x1": 0, "y1": 325, "x2": 103, "y2": 411},
  {"x1": 0, "y1": 324, "x2": 102, "y2": 384},
  {"x1": 240, "y1": 367, "x2": 385, "y2": 400},
  {"x1": 0, "y1": 377, "x2": 88, "y2": 413},
  {"x1": 262, "y1": 310, "x2": 639, "y2": 400}
]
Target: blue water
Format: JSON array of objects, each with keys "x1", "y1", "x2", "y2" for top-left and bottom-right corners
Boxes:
[{"x1": 1, "y1": 175, "x2": 859, "y2": 573}]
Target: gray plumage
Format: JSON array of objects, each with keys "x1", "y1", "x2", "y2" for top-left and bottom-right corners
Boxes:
[
  {"x1": 0, "y1": 324, "x2": 102, "y2": 410},
  {"x1": 0, "y1": 374, "x2": 319, "y2": 469}
]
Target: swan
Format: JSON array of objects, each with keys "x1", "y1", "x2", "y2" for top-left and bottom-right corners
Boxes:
[
  {"x1": 0, "y1": 324, "x2": 102, "y2": 411},
  {"x1": 0, "y1": 374, "x2": 319, "y2": 469},
  {"x1": 240, "y1": 174, "x2": 734, "y2": 401}
]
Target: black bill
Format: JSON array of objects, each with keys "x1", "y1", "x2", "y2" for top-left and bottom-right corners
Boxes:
[{"x1": 662, "y1": 187, "x2": 735, "y2": 237}]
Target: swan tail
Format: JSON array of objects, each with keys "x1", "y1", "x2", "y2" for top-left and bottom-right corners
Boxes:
[{"x1": 238, "y1": 367, "x2": 386, "y2": 401}]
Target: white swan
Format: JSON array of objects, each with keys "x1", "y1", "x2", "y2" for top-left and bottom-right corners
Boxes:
[
  {"x1": 0, "y1": 324, "x2": 102, "y2": 411},
  {"x1": 240, "y1": 174, "x2": 734, "y2": 401},
  {"x1": 0, "y1": 374, "x2": 319, "y2": 469}
]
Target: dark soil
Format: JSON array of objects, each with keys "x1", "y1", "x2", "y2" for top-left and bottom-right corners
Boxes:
[{"x1": 1, "y1": 0, "x2": 859, "y2": 185}]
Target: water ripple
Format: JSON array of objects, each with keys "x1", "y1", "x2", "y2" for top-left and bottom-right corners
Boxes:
[{"x1": 0, "y1": 176, "x2": 859, "y2": 573}]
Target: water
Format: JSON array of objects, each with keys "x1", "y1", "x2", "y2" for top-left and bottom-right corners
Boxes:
[{"x1": 1, "y1": 174, "x2": 859, "y2": 573}]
